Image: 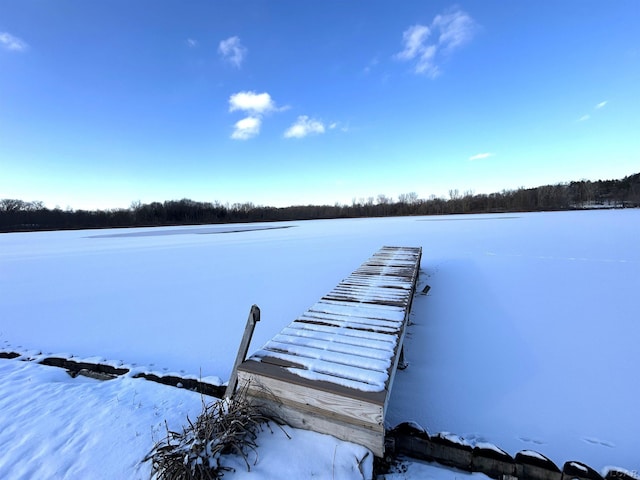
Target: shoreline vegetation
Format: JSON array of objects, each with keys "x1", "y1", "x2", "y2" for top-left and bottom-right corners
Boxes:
[{"x1": 2, "y1": 173, "x2": 639, "y2": 233}]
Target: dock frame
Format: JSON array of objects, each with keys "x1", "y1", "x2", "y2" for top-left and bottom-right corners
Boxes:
[{"x1": 236, "y1": 246, "x2": 422, "y2": 457}]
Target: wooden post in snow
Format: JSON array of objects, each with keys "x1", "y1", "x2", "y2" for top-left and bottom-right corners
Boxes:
[{"x1": 225, "y1": 304, "x2": 260, "y2": 399}]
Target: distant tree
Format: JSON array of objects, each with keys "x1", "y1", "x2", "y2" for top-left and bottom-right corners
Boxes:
[
  {"x1": 398, "y1": 192, "x2": 419, "y2": 205},
  {"x1": 0, "y1": 199, "x2": 26, "y2": 212},
  {"x1": 376, "y1": 194, "x2": 391, "y2": 205}
]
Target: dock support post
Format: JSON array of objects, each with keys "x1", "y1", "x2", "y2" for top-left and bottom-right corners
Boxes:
[{"x1": 225, "y1": 304, "x2": 260, "y2": 399}]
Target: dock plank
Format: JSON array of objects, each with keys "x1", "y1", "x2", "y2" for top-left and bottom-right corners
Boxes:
[{"x1": 236, "y1": 245, "x2": 422, "y2": 457}]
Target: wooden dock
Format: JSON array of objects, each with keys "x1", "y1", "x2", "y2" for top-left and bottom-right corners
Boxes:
[{"x1": 236, "y1": 246, "x2": 422, "y2": 456}]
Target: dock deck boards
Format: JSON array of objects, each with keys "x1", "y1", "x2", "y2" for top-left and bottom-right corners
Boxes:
[{"x1": 236, "y1": 245, "x2": 422, "y2": 456}]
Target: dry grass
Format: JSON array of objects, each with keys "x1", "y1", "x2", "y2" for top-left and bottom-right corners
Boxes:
[{"x1": 145, "y1": 383, "x2": 287, "y2": 480}]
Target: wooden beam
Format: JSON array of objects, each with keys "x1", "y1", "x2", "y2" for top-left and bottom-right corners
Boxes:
[{"x1": 225, "y1": 304, "x2": 260, "y2": 399}]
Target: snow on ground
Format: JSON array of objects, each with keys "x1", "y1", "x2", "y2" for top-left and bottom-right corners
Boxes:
[
  {"x1": 1, "y1": 210, "x2": 639, "y2": 476},
  {"x1": 0, "y1": 358, "x2": 376, "y2": 479},
  {"x1": 0, "y1": 358, "x2": 199, "y2": 479}
]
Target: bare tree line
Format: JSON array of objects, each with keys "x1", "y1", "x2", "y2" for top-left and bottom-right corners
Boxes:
[{"x1": 1, "y1": 173, "x2": 639, "y2": 232}]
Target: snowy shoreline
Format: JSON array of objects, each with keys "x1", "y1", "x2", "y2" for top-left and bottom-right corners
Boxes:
[{"x1": 2, "y1": 210, "x2": 639, "y2": 474}]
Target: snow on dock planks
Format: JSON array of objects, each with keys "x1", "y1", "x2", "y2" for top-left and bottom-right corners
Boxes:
[{"x1": 236, "y1": 246, "x2": 422, "y2": 457}]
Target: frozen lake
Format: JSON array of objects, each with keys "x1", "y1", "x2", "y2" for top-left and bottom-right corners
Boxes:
[{"x1": 1, "y1": 210, "x2": 639, "y2": 471}]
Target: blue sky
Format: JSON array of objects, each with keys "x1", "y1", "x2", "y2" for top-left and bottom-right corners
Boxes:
[{"x1": 1, "y1": 1, "x2": 639, "y2": 210}]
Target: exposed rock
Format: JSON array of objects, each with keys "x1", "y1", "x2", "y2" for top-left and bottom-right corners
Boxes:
[
  {"x1": 562, "y1": 461, "x2": 604, "y2": 480},
  {"x1": 516, "y1": 450, "x2": 562, "y2": 480},
  {"x1": 69, "y1": 369, "x2": 117, "y2": 381},
  {"x1": 428, "y1": 432, "x2": 473, "y2": 471},
  {"x1": 40, "y1": 357, "x2": 129, "y2": 376},
  {"x1": 472, "y1": 443, "x2": 515, "y2": 479},
  {"x1": 0, "y1": 351, "x2": 20, "y2": 359},
  {"x1": 132, "y1": 372, "x2": 224, "y2": 398}
]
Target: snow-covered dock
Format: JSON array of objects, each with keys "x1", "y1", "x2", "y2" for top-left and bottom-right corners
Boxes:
[{"x1": 236, "y1": 245, "x2": 422, "y2": 457}]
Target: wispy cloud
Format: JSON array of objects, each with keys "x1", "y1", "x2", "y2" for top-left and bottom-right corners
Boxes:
[
  {"x1": 330, "y1": 121, "x2": 350, "y2": 133},
  {"x1": 218, "y1": 36, "x2": 247, "y2": 68},
  {"x1": 326, "y1": 121, "x2": 348, "y2": 132},
  {"x1": 186, "y1": 38, "x2": 198, "y2": 48},
  {"x1": 469, "y1": 152, "x2": 494, "y2": 161},
  {"x1": 578, "y1": 100, "x2": 608, "y2": 122},
  {"x1": 284, "y1": 116, "x2": 326, "y2": 139},
  {"x1": 231, "y1": 116, "x2": 261, "y2": 140},
  {"x1": 434, "y1": 9, "x2": 477, "y2": 53},
  {"x1": 0, "y1": 32, "x2": 28, "y2": 52},
  {"x1": 395, "y1": 7, "x2": 477, "y2": 78},
  {"x1": 363, "y1": 57, "x2": 379, "y2": 75},
  {"x1": 397, "y1": 25, "x2": 431, "y2": 61}
]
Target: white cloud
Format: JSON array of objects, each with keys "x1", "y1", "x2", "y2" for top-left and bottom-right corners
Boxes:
[
  {"x1": 284, "y1": 116, "x2": 326, "y2": 139},
  {"x1": 229, "y1": 91, "x2": 275, "y2": 115},
  {"x1": 595, "y1": 100, "x2": 607, "y2": 109},
  {"x1": 186, "y1": 38, "x2": 198, "y2": 48},
  {"x1": 415, "y1": 45, "x2": 439, "y2": 76},
  {"x1": 231, "y1": 116, "x2": 261, "y2": 140},
  {"x1": 395, "y1": 7, "x2": 476, "y2": 77},
  {"x1": 218, "y1": 36, "x2": 247, "y2": 68},
  {"x1": 397, "y1": 25, "x2": 431, "y2": 61},
  {"x1": 228, "y1": 91, "x2": 282, "y2": 140},
  {"x1": 578, "y1": 114, "x2": 590, "y2": 122},
  {"x1": 469, "y1": 152, "x2": 494, "y2": 161},
  {"x1": 0, "y1": 32, "x2": 28, "y2": 52},
  {"x1": 433, "y1": 8, "x2": 477, "y2": 53}
]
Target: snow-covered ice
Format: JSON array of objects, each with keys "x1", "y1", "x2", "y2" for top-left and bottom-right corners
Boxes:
[{"x1": 1, "y1": 210, "x2": 639, "y2": 476}]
